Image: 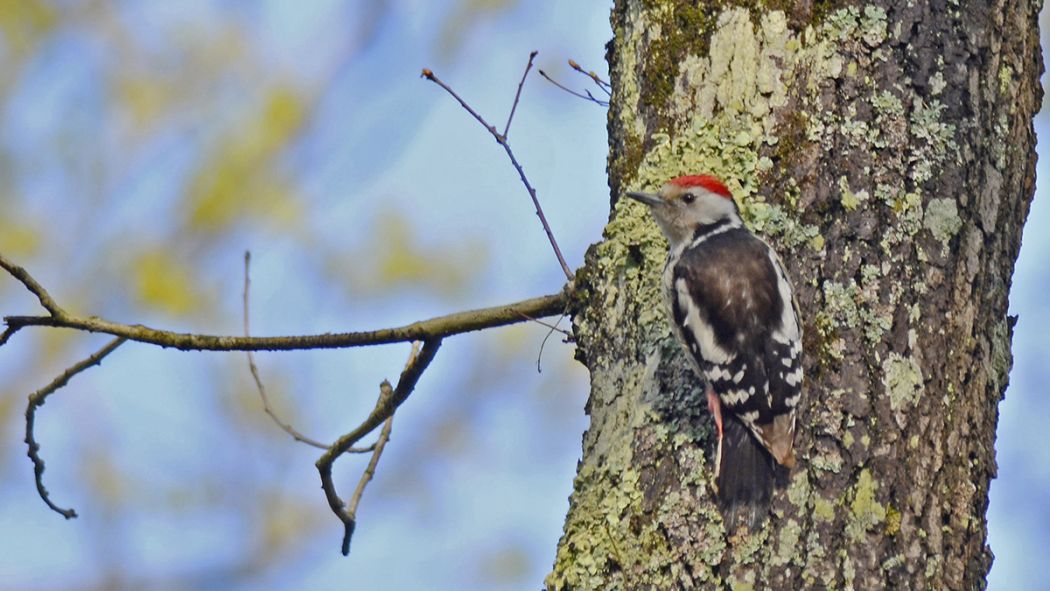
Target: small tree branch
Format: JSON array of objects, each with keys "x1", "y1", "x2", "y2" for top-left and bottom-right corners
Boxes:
[
  {"x1": 317, "y1": 338, "x2": 441, "y2": 555},
  {"x1": 0, "y1": 252, "x2": 65, "y2": 317},
  {"x1": 0, "y1": 325, "x2": 19, "y2": 347},
  {"x1": 345, "y1": 343, "x2": 419, "y2": 523},
  {"x1": 242, "y1": 251, "x2": 330, "y2": 450},
  {"x1": 502, "y1": 50, "x2": 538, "y2": 138},
  {"x1": 1, "y1": 254, "x2": 570, "y2": 351},
  {"x1": 538, "y1": 69, "x2": 610, "y2": 107},
  {"x1": 568, "y1": 58, "x2": 612, "y2": 95},
  {"x1": 25, "y1": 336, "x2": 126, "y2": 519},
  {"x1": 422, "y1": 62, "x2": 575, "y2": 282},
  {"x1": 347, "y1": 413, "x2": 393, "y2": 517}
]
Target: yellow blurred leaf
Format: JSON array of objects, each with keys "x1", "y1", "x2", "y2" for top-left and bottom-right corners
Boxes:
[
  {"x1": 117, "y1": 75, "x2": 173, "y2": 132},
  {"x1": 0, "y1": 0, "x2": 57, "y2": 56},
  {"x1": 80, "y1": 450, "x2": 128, "y2": 508},
  {"x1": 437, "y1": 0, "x2": 517, "y2": 57},
  {"x1": 186, "y1": 85, "x2": 306, "y2": 232},
  {"x1": 0, "y1": 219, "x2": 40, "y2": 256},
  {"x1": 259, "y1": 494, "x2": 321, "y2": 549},
  {"x1": 351, "y1": 208, "x2": 486, "y2": 297},
  {"x1": 132, "y1": 249, "x2": 199, "y2": 315}
]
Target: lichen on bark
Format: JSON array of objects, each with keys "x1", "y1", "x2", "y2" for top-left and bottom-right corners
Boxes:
[{"x1": 550, "y1": 0, "x2": 1041, "y2": 588}]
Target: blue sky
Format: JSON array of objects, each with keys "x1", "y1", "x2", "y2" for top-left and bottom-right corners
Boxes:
[{"x1": 0, "y1": 2, "x2": 1044, "y2": 589}]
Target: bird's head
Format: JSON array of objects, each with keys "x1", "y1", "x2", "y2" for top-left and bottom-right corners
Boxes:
[{"x1": 626, "y1": 174, "x2": 741, "y2": 248}]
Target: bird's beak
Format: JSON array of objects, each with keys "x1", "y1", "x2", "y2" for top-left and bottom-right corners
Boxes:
[{"x1": 626, "y1": 191, "x2": 663, "y2": 206}]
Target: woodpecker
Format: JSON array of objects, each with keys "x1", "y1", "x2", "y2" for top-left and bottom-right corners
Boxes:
[{"x1": 627, "y1": 174, "x2": 802, "y2": 531}]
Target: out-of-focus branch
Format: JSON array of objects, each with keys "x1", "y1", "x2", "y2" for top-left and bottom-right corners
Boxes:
[
  {"x1": 317, "y1": 339, "x2": 441, "y2": 555},
  {"x1": 242, "y1": 251, "x2": 330, "y2": 450},
  {"x1": 24, "y1": 336, "x2": 126, "y2": 519},
  {"x1": 422, "y1": 54, "x2": 575, "y2": 282}
]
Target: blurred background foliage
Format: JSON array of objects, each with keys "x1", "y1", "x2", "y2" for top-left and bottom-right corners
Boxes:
[
  {"x1": 0, "y1": 1, "x2": 610, "y2": 589},
  {"x1": 0, "y1": 1, "x2": 1046, "y2": 590}
]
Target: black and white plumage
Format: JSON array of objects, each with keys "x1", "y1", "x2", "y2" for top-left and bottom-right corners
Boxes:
[{"x1": 628, "y1": 174, "x2": 803, "y2": 530}]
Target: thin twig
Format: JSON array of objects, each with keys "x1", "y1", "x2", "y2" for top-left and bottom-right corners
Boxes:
[
  {"x1": 421, "y1": 65, "x2": 575, "y2": 281},
  {"x1": 317, "y1": 338, "x2": 441, "y2": 555},
  {"x1": 518, "y1": 300, "x2": 573, "y2": 373},
  {"x1": 535, "y1": 315, "x2": 565, "y2": 374},
  {"x1": 538, "y1": 69, "x2": 610, "y2": 107},
  {"x1": 343, "y1": 342, "x2": 419, "y2": 549},
  {"x1": 568, "y1": 58, "x2": 612, "y2": 94},
  {"x1": 0, "y1": 252, "x2": 65, "y2": 317},
  {"x1": 242, "y1": 251, "x2": 330, "y2": 450},
  {"x1": 25, "y1": 336, "x2": 126, "y2": 519},
  {"x1": 1, "y1": 253, "x2": 570, "y2": 351},
  {"x1": 515, "y1": 310, "x2": 572, "y2": 338},
  {"x1": 347, "y1": 413, "x2": 393, "y2": 521},
  {"x1": 502, "y1": 50, "x2": 537, "y2": 139}
]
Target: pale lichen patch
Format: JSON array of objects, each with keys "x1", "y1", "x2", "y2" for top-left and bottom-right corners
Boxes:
[
  {"x1": 846, "y1": 469, "x2": 887, "y2": 542},
  {"x1": 883, "y1": 352, "x2": 924, "y2": 424},
  {"x1": 923, "y1": 197, "x2": 963, "y2": 247},
  {"x1": 859, "y1": 6, "x2": 888, "y2": 48}
]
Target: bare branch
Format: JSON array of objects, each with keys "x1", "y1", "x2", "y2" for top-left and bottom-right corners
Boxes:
[
  {"x1": 422, "y1": 63, "x2": 575, "y2": 282},
  {"x1": 502, "y1": 50, "x2": 538, "y2": 138},
  {"x1": 1, "y1": 253, "x2": 570, "y2": 351},
  {"x1": 0, "y1": 325, "x2": 19, "y2": 347},
  {"x1": 25, "y1": 336, "x2": 126, "y2": 519},
  {"x1": 242, "y1": 251, "x2": 330, "y2": 450},
  {"x1": 347, "y1": 414, "x2": 393, "y2": 519},
  {"x1": 538, "y1": 69, "x2": 610, "y2": 107},
  {"x1": 568, "y1": 58, "x2": 612, "y2": 95},
  {"x1": 0, "y1": 252, "x2": 65, "y2": 317},
  {"x1": 317, "y1": 338, "x2": 441, "y2": 555}
]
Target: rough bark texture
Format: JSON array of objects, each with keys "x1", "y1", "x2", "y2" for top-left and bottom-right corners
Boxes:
[{"x1": 548, "y1": 1, "x2": 1041, "y2": 589}]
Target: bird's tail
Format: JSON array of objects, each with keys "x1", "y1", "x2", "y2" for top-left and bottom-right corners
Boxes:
[{"x1": 715, "y1": 416, "x2": 785, "y2": 532}]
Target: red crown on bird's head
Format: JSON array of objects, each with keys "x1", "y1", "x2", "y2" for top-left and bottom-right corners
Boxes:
[{"x1": 668, "y1": 175, "x2": 733, "y2": 200}]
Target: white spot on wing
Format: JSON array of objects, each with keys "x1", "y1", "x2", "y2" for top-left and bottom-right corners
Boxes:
[{"x1": 722, "y1": 389, "x2": 750, "y2": 405}]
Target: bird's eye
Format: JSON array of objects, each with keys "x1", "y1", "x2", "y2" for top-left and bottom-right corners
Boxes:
[{"x1": 682, "y1": 193, "x2": 696, "y2": 204}]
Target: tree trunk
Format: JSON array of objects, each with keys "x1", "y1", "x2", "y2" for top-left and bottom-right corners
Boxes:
[{"x1": 548, "y1": 1, "x2": 1041, "y2": 589}]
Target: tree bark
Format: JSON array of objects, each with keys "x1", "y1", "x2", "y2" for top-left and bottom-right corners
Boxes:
[{"x1": 548, "y1": 1, "x2": 1041, "y2": 589}]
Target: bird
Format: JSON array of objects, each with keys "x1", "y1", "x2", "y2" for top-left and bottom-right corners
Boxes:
[{"x1": 627, "y1": 174, "x2": 803, "y2": 531}]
